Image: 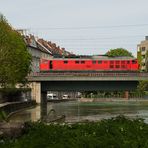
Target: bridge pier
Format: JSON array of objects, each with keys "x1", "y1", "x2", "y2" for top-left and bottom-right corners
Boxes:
[
  {"x1": 41, "y1": 92, "x2": 47, "y2": 120},
  {"x1": 30, "y1": 82, "x2": 47, "y2": 120},
  {"x1": 30, "y1": 82, "x2": 41, "y2": 103},
  {"x1": 124, "y1": 91, "x2": 129, "y2": 100}
]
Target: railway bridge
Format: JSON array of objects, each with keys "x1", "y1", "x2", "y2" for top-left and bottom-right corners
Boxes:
[{"x1": 28, "y1": 72, "x2": 148, "y2": 103}]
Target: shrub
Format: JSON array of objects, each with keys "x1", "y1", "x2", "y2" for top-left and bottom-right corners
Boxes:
[{"x1": 0, "y1": 116, "x2": 148, "y2": 147}]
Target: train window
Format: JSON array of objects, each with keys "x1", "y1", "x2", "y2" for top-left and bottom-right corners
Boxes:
[
  {"x1": 127, "y1": 61, "x2": 130, "y2": 64},
  {"x1": 104, "y1": 61, "x2": 107, "y2": 63},
  {"x1": 110, "y1": 61, "x2": 114, "y2": 64},
  {"x1": 92, "y1": 61, "x2": 96, "y2": 64},
  {"x1": 81, "y1": 61, "x2": 85, "y2": 64},
  {"x1": 116, "y1": 61, "x2": 120, "y2": 64},
  {"x1": 110, "y1": 65, "x2": 114, "y2": 68},
  {"x1": 98, "y1": 61, "x2": 102, "y2": 64},
  {"x1": 116, "y1": 65, "x2": 120, "y2": 68},
  {"x1": 64, "y1": 61, "x2": 68, "y2": 64},
  {"x1": 132, "y1": 60, "x2": 137, "y2": 64},
  {"x1": 121, "y1": 65, "x2": 126, "y2": 68},
  {"x1": 75, "y1": 61, "x2": 79, "y2": 64},
  {"x1": 121, "y1": 61, "x2": 125, "y2": 64}
]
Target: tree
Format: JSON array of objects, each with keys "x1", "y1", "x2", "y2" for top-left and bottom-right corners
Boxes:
[
  {"x1": 137, "y1": 81, "x2": 148, "y2": 95},
  {"x1": 105, "y1": 48, "x2": 133, "y2": 57},
  {"x1": 0, "y1": 14, "x2": 32, "y2": 88},
  {"x1": 146, "y1": 50, "x2": 148, "y2": 72}
]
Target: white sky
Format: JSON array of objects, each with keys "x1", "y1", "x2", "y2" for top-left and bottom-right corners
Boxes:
[{"x1": 1, "y1": 0, "x2": 148, "y2": 56}]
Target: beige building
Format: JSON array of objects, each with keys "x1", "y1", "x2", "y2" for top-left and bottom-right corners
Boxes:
[{"x1": 137, "y1": 36, "x2": 148, "y2": 71}]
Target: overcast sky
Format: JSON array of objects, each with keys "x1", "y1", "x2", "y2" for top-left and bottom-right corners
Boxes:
[{"x1": 1, "y1": 0, "x2": 148, "y2": 56}]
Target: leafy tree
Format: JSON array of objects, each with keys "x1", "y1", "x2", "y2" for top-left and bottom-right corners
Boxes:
[
  {"x1": 146, "y1": 50, "x2": 148, "y2": 72},
  {"x1": 0, "y1": 14, "x2": 32, "y2": 88},
  {"x1": 137, "y1": 81, "x2": 148, "y2": 95},
  {"x1": 137, "y1": 49, "x2": 142, "y2": 70},
  {"x1": 105, "y1": 48, "x2": 133, "y2": 57}
]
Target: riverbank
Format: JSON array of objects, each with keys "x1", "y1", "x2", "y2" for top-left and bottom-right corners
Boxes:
[
  {"x1": 0, "y1": 101, "x2": 36, "y2": 121},
  {"x1": 48, "y1": 98, "x2": 76, "y2": 103},
  {"x1": 79, "y1": 97, "x2": 148, "y2": 103}
]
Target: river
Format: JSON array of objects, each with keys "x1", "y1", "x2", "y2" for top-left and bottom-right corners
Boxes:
[{"x1": 9, "y1": 100, "x2": 148, "y2": 123}]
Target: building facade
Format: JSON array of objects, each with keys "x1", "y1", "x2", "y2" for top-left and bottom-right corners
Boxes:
[
  {"x1": 24, "y1": 35, "x2": 52, "y2": 73},
  {"x1": 137, "y1": 36, "x2": 148, "y2": 71}
]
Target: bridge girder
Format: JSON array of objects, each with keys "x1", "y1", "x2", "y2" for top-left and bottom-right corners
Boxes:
[{"x1": 41, "y1": 81, "x2": 138, "y2": 92}]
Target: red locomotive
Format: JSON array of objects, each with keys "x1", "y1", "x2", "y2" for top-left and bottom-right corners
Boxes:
[{"x1": 40, "y1": 56, "x2": 139, "y2": 72}]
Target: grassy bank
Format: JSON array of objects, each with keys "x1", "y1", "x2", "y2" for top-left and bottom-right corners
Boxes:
[{"x1": 1, "y1": 115, "x2": 148, "y2": 148}]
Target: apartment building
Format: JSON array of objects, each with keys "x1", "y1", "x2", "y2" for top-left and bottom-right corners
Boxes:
[{"x1": 137, "y1": 36, "x2": 148, "y2": 71}]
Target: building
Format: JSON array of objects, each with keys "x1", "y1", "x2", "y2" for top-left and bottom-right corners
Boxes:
[
  {"x1": 17, "y1": 29, "x2": 74, "y2": 73},
  {"x1": 137, "y1": 36, "x2": 148, "y2": 71},
  {"x1": 24, "y1": 35, "x2": 52, "y2": 73}
]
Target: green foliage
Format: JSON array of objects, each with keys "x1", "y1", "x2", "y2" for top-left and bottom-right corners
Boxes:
[
  {"x1": 146, "y1": 50, "x2": 148, "y2": 72},
  {"x1": 0, "y1": 110, "x2": 7, "y2": 121},
  {"x1": 137, "y1": 81, "x2": 148, "y2": 95},
  {"x1": 106, "y1": 48, "x2": 133, "y2": 57},
  {"x1": 137, "y1": 50, "x2": 142, "y2": 70},
  {"x1": 0, "y1": 14, "x2": 32, "y2": 88},
  {"x1": 1, "y1": 116, "x2": 148, "y2": 147}
]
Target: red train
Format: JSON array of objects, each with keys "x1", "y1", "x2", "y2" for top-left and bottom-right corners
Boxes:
[{"x1": 40, "y1": 56, "x2": 139, "y2": 72}]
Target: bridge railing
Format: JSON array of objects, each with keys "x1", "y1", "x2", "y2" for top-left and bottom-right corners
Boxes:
[{"x1": 29, "y1": 72, "x2": 148, "y2": 77}]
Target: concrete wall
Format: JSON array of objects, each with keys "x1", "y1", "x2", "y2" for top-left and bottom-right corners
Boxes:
[
  {"x1": 0, "y1": 89, "x2": 31, "y2": 103},
  {"x1": 30, "y1": 82, "x2": 41, "y2": 104}
]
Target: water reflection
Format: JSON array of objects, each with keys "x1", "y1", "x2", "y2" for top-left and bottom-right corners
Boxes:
[{"x1": 9, "y1": 100, "x2": 148, "y2": 123}]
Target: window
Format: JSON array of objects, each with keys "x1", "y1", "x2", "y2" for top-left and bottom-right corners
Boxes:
[
  {"x1": 127, "y1": 61, "x2": 130, "y2": 64},
  {"x1": 81, "y1": 61, "x2": 85, "y2": 64},
  {"x1": 121, "y1": 65, "x2": 126, "y2": 68},
  {"x1": 110, "y1": 65, "x2": 114, "y2": 68},
  {"x1": 104, "y1": 61, "x2": 107, "y2": 63},
  {"x1": 75, "y1": 61, "x2": 79, "y2": 64},
  {"x1": 115, "y1": 61, "x2": 120, "y2": 64},
  {"x1": 142, "y1": 63, "x2": 146, "y2": 66},
  {"x1": 110, "y1": 61, "x2": 114, "y2": 64},
  {"x1": 64, "y1": 61, "x2": 68, "y2": 64},
  {"x1": 116, "y1": 65, "x2": 120, "y2": 68},
  {"x1": 121, "y1": 61, "x2": 125, "y2": 64},
  {"x1": 92, "y1": 61, "x2": 96, "y2": 64},
  {"x1": 142, "y1": 47, "x2": 146, "y2": 51},
  {"x1": 98, "y1": 61, "x2": 102, "y2": 64}
]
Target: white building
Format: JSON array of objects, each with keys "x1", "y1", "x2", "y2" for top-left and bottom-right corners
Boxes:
[{"x1": 137, "y1": 36, "x2": 148, "y2": 71}]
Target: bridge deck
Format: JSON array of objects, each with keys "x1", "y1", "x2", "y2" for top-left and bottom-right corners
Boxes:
[{"x1": 28, "y1": 72, "x2": 148, "y2": 81}]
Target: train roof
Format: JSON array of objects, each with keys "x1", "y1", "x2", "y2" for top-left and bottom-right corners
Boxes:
[{"x1": 51, "y1": 55, "x2": 137, "y2": 60}]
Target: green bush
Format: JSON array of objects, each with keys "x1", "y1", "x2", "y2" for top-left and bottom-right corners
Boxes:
[
  {"x1": 1, "y1": 115, "x2": 148, "y2": 148},
  {"x1": 0, "y1": 110, "x2": 7, "y2": 121}
]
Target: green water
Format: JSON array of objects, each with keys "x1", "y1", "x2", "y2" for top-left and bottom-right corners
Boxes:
[{"x1": 9, "y1": 100, "x2": 148, "y2": 123}]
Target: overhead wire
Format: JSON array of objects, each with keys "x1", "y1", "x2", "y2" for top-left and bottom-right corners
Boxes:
[
  {"x1": 23, "y1": 23, "x2": 148, "y2": 55},
  {"x1": 30, "y1": 23, "x2": 148, "y2": 30}
]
